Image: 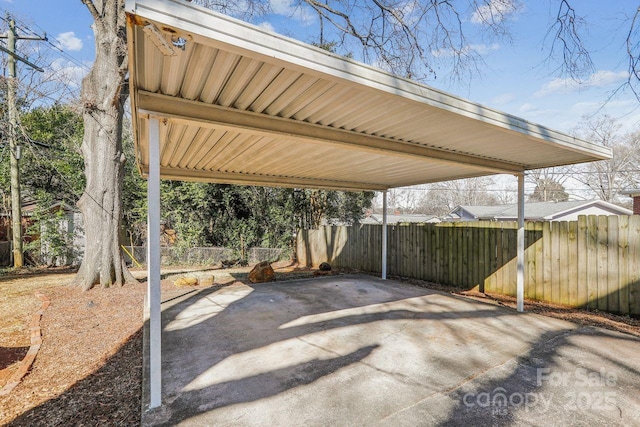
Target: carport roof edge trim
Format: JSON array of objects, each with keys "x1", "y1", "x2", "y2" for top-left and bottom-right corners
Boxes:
[{"x1": 125, "y1": 0, "x2": 610, "y2": 161}]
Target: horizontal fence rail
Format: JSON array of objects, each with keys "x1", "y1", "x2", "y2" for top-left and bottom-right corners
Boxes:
[{"x1": 296, "y1": 216, "x2": 640, "y2": 316}]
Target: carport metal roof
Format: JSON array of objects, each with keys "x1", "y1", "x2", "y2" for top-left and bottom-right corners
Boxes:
[
  {"x1": 125, "y1": 0, "x2": 610, "y2": 192},
  {"x1": 124, "y1": 0, "x2": 613, "y2": 411}
]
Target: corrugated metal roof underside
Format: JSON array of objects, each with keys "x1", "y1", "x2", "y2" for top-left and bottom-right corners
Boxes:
[{"x1": 126, "y1": 0, "x2": 611, "y2": 191}]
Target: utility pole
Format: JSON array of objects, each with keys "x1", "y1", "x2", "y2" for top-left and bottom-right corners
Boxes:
[{"x1": 0, "y1": 14, "x2": 45, "y2": 267}]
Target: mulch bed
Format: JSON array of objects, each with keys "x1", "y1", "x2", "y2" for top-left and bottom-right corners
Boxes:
[{"x1": 0, "y1": 279, "x2": 148, "y2": 426}]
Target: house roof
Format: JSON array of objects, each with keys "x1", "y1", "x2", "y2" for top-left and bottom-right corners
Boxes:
[
  {"x1": 621, "y1": 189, "x2": 640, "y2": 197},
  {"x1": 125, "y1": 0, "x2": 611, "y2": 192},
  {"x1": 452, "y1": 200, "x2": 633, "y2": 220},
  {"x1": 361, "y1": 214, "x2": 438, "y2": 225}
]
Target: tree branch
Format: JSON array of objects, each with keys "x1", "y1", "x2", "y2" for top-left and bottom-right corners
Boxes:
[{"x1": 81, "y1": 0, "x2": 102, "y2": 23}]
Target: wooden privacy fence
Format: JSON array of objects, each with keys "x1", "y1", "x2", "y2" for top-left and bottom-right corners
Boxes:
[{"x1": 296, "y1": 216, "x2": 640, "y2": 316}]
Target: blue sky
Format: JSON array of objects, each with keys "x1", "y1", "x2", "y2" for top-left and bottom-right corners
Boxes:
[{"x1": 1, "y1": 0, "x2": 638, "y2": 135}]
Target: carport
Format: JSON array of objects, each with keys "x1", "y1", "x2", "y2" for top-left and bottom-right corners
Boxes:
[{"x1": 124, "y1": 0, "x2": 611, "y2": 409}]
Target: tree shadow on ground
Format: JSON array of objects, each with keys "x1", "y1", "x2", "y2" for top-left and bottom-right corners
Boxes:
[
  {"x1": 438, "y1": 327, "x2": 640, "y2": 426},
  {"x1": 0, "y1": 346, "x2": 29, "y2": 371},
  {"x1": 8, "y1": 329, "x2": 143, "y2": 426},
  {"x1": 143, "y1": 275, "x2": 532, "y2": 425}
]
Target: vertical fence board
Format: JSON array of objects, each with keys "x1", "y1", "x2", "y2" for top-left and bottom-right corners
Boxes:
[
  {"x1": 558, "y1": 222, "x2": 569, "y2": 305},
  {"x1": 444, "y1": 224, "x2": 452, "y2": 285},
  {"x1": 449, "y1": 223, "x2": 460, "y2": 286},
  {"x1": 597, "y1": 216, "x2": 609, "y2": 311},
  {"x1": 423, "y1": 225, "x2": 430, "y2": 281},
  {"x1": 503, "y1": 223, "x2": 512, "y2": 295},
  {"x1": 534, "y1": 222, "x2": 544, "y2": 301},
  {"x1": 586, "y1": 216, "x2": 599, "y2": 310},
  {"x1": 568, "y1": 221, "x2": 578, "y2": 306},
  {"x1": 403, "y1": 225, "x2": 409, "y2": 278},
  {"x1": 473, "y1": 226, "x2": 480, "y2": 289},
  {"x1": 525, "y1": 222, "x2": 535, "y2": 299},
  {"x1": 464, "y1": 224, "x2": 471, "y2": 287},
  {"x1": 577, "y1": 216, "x2": 588, "y2": 307},
  {"x1": 415, "y1": 225, "x2": 421, "y2": 280},
  {"x1": 552, "y1": 222, "x2": 561, "y2": 302},
  {"x1": 607, "y1": 216, "x2": 620, "y2": 313},
  {"x1": 456, "y1": 224, "x2": 463, "y2": 285},
  {"x1": 433, "y1": 226, "x2": 443, "y2": 283},
  {"x1": 476, "y1": 224, "x2": 484, "y2": 291},
  {"x1": 429, "y1": 225, "x2": 435, "y2": 282},
  {"x1": 543, "y1": 221, "x2": 552, "y2": 302},
  {"x1": 496, "y1": 225, "x2": 504, "y2": 294},
  {"x1": 487, "y1": 225, "x2": 497, "y2": 293},
  {"x1": 483, "y1": 226, "x2": 491, "y2": 293},
  {"x1": 618, "y1": 216, "x2": 630, "y2": 315}
]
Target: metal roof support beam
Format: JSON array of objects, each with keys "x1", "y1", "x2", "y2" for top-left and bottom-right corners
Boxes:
[
  {"x1": 137, "y1": 91, "x2": 526, "y2": 175},
  {"x1": 139, "y1": 166, "x2": 388, "y2": 191},
  {"x1": 516, "y1": 173, "x2": 525, "y2": 312},
  {"x1": 147, "y1": 118, "x2": 162, "y2": 408}
]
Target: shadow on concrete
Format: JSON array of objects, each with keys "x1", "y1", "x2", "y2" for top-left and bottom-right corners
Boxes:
[
  {"x1": 438, "y1": 327, "x2": 640, "y2": 426},
  {"x1": 144, "y1": 275, "x2": 640, "y2": 426},
  {"x1": 142, "y1": 276, "x2": 525, "y2": 425}
]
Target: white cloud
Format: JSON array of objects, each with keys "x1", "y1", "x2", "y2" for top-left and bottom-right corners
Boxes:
[
  {"x1": 471, "y1": 0, "x2": 519, "y2": 25},
  {"x1": 56, "y1": 31, "x2": 83, "y2": 52},
  {"x1": 535, "y1": 70, "x2": 629, "y2": 97},
  {"x1": 491, "y1": 93, "x2": 515, "y2": 105},
  {"x1": 269, "y1": 0, "x2": 316, "y2": 25},
  {"x1": 256, "y1": 22, "x2": 276, "y2": 33}
]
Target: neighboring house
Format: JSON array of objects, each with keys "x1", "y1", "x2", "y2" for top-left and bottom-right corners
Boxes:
[
  {"x1": 445, "y1": 200, "x2": 633, "y2": 222},
  {"x1": 621, "y1": 189, "x2": 640, "y2": 215},
  {"x1": 361, "y1": 213, "x2": 440, "y2": 225},
  {"x1": 0, "y1": 201, "x2": 85, "y2": 266}
]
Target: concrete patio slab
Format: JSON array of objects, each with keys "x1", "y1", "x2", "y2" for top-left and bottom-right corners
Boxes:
[{"x1": 142, "y1": 275, "x2": 640, "y2": 426}]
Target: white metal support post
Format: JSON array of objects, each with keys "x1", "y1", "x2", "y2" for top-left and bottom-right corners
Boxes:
[
  {"x1": 516, "y1": 173, "x2": 525, "y2": 312},
  {"x1": 148, "y1": 118, "x2": 162, "y2": 408},
  {"x1": 382, "y1": 191, "x2": 388, "y2": 280}
]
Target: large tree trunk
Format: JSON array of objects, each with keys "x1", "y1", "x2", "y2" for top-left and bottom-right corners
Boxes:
[{"x1": 75, "y1": 0, "x2": 136, "y2": 290}]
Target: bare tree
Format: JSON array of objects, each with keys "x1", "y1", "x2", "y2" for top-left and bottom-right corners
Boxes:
[
  {"x1": 192, "y1": 0, "x2": 521, "y2": 81},
  {"x1": 74, "y1": 0, "x2": 136, "y2": 289},
  {"x1": 574, "y1": 115, "x2": 639, "y2": 202},
  {"x1": 419, "y1": 177, "x2": 498, "y2": 215},
  {"x1": 550, "y1": 1, "x2": 640, "y2": 99},
  {"x1": 527, "y1": 167, "x2": 571, "y2": 202},
  {"x1": 544, "y1": 0, "x2": 594, "y2": 79}
]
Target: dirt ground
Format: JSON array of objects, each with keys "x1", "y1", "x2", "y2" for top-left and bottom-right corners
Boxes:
[{"x1": 0, "y1": 265, "x2": 638, "y2": 426}]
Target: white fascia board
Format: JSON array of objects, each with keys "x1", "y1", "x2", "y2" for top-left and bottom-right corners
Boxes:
[
  {"x1": 546, "y1": 200, "x2": 634, "y2": 219},
  {"x1": 125, "y1": 0, "x2": 611, "y2": 161}
]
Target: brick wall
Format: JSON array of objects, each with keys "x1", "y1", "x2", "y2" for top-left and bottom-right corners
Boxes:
[{"x1": 634, "y1": 196, "x2": 640, "y2": 215}]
